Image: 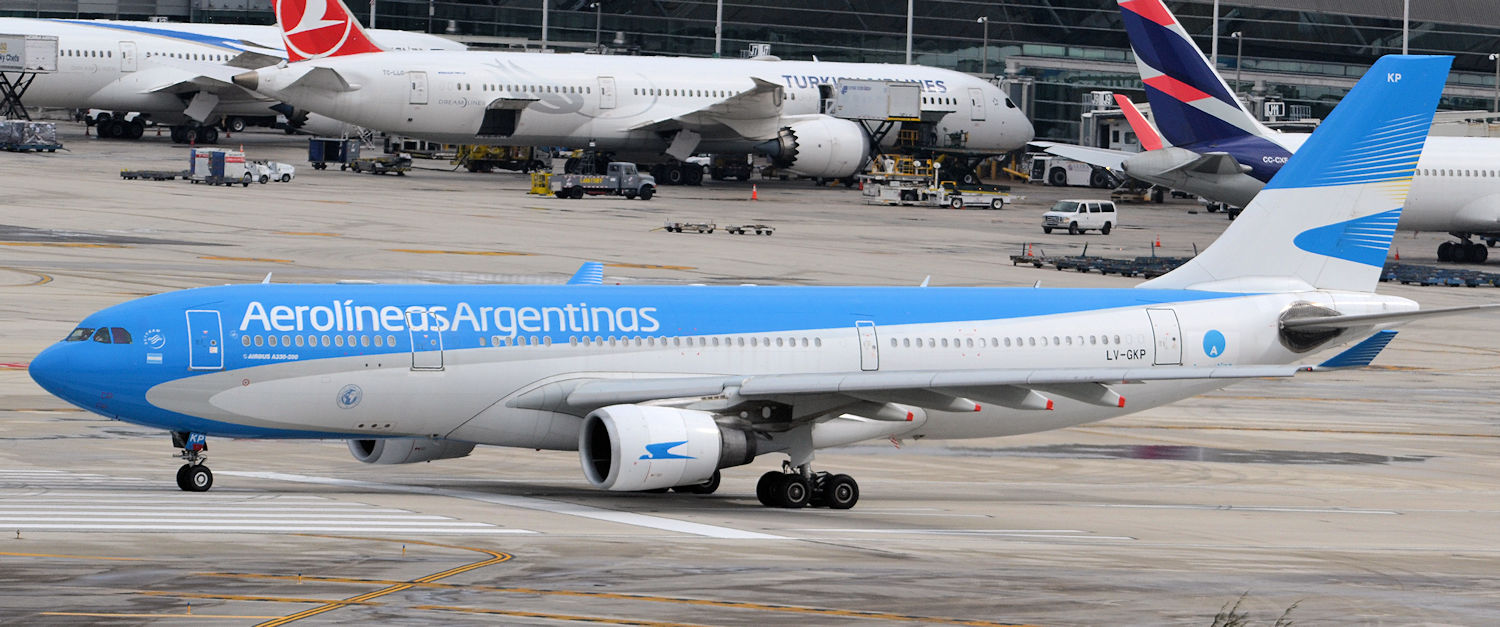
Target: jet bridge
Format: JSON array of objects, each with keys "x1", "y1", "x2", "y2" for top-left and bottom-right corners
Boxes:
[{"x1": 0, "y1": 34, "x2": 57, "y2": 120}]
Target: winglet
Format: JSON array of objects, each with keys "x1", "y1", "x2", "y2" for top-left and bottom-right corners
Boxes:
[
  {"x1": 1114, "y1": 94, "x2": 1165, "y2": 150},
  {"x1": 1316, "y1": 330, "x2": 1397, "y2": 369},
  {"x1": 567, "y1": 262, "x2": 605, "y2": 285}
]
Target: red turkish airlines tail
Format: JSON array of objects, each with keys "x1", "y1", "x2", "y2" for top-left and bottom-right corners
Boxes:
[{"x1": 275, "y1": 0, "x2": 384, "y2": 62}]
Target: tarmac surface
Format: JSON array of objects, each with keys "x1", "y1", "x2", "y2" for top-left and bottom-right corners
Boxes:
[{"x1": 1, "y1": 125, "x2": 1498, "y2": 625}]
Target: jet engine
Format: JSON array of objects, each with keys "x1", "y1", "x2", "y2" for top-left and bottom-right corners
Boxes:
[
  {"x1": 579, "y1": 405, "x2": 758, "y2": 491},
  {"x1": 755, "y1": 115, "x2": 871, "y2": 178},
  {"x1": 347, "y1": 438, "x2": 476, "y2": 464}
]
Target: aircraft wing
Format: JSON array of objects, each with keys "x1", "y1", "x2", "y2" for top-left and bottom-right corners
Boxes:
[
  {"x1": 509, "y1": 365, "x2": 1310, "y2": 418},
  {"x1": 1030, "y1": 141, "x2": 1131, "y2": 171},
  {"x1": 626, "y1": 77, "x2": 785, "y2": 140}
]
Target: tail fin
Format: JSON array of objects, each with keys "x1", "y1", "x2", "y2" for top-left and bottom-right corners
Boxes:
[
  {"x1": 1140, "y1": 55, "x2": 1451, "y2": 294},
  {"x1": 275, "y1": 0, "x2": 384, "y2": 62},
  {"x1": 1113, "y1": 94, "x2": 1165, "y2": 150},
  {"x1": 1116, "y1": 0, "x2": 1274, "y2": 147}
]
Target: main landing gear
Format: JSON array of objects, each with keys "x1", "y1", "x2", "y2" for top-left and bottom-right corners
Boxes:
[
  {"x1": 171, "y1": 431, "x2": 213, "y2": 492},
  {"x1": 1437, "y1": 237, "x2": 1491, "y2": 264},
  {"x1": 756, "y1": 463, "x2": 859, "y2": 509}
]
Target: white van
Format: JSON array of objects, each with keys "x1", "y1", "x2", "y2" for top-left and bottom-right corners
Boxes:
[{"x1": 1042, "y1": 199, "x2": 1118, "y2": 235}]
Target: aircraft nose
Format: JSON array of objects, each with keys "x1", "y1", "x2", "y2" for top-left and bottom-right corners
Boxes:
[
  {"x1": 27, "y1": 343, "x2": 72, "y2": 399},
  {"x1": 232, "y1": 70, "x2": 259, "y2": 91}
]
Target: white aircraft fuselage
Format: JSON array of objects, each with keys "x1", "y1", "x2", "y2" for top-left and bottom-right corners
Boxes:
[
  {"x1": 0, "y1": 18, "x2": 460, "y2": 128},
  {"x1": 239, "y1": 52, "x2": 1033, "y2": 177}
]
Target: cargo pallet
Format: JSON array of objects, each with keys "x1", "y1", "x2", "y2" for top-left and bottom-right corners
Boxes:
[{"x1": 121, "y1": 169, "x2": 188, "y2": 181}]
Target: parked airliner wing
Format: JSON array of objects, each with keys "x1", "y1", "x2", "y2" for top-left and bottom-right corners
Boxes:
[
  {"x1": 549, "y1": 365, "x2": 1308, "y2": 414},
  {"x1": 627, "y1": 77, "x2": 785, "y2": 139}
]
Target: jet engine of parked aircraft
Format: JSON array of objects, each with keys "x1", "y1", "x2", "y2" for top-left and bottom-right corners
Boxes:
[{"x1": 756, "y1": 115, "x2": 872, "y2": 179}]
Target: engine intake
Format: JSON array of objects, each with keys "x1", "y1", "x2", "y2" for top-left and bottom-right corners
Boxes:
[
  {"x1": 579, "y1": 405, "x2": 757, "y2": 491},
  {"x1": 1278, "y1": 302, "x2": 1346, "y2": 352},
  {"x1": 347, "y1": 438, "x2": 476, "y2": 464},
  {"x1": 755, "y1": 115, "x2": 870, "y2": 179}
]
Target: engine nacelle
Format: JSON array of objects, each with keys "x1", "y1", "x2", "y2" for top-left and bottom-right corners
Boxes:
[
  {"x1": 347, "y1": 438, "x2": 476, "y2": 464},
  {"x1": 579, "y1": 405, "x2": 757, "y2": 491},
  {"x1": 755, "y1": 115, "x2": 871, "y2": 178}
]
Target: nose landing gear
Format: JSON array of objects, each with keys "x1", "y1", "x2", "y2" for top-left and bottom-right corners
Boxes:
[{"x1": 171, "y1": 431, "x2": 213, "y2": 492}]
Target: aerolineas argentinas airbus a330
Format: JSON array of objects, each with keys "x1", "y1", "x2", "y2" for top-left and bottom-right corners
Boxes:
[
  {"x1": 30, "y1": 56, "x2": 1486, "y2": 510},
  {"x1": 228, "y1": 0, "x2": 1033, "y2": 183}
]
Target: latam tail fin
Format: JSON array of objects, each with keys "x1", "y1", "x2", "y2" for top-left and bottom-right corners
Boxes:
[
  {"x1": 1116, "y1": 0, "x2": 1274, "y2": 148},
  {"x1": 275, "y1": 0, "x2": 384, "y2": 62},
  {"x1": 1113, "y1": 94, "x2": 1165, "y2": 150},
  {"x1": 1140, "y1": 55, "x2": 1451, "y2": 294}
]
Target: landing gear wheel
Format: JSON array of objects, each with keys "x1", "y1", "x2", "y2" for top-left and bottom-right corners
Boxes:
[
  {"x1": 773, "y1": 474, "x2": 811, "y2": 508},
  {"x1": 673, "y1": 470, "x2": 721, "y2": 495},
  {"x1": 126, "y1": 120, "x2": 145, "y2": 139},
  {"x1": 177, "y1": 464, "x2": 213, "y2": 492},
  {"x1": 1475, "y1": 243, "x2": 1490, "y2": 263},
  {"x1": 684, "y1": 165, "x2": 704, "y2": 186},
  {"x1": 824, "y1": 474, "x2": 859, "y2": 509},
  {"x1": 665, "y1": 164, "x2": 685, "y2": 185},
  {"x1": 181, "y1": 127, "x2": 199, "y2": 144},
  {"x1": 200, "y1": 126, "x2": 219, "y2": 144},
  {"x1": 756, "y1": 471, "x2": 781, "y2": 506},
  {"x1": 1438, "y1": 241, "x2": 1454, "y2": 262}
]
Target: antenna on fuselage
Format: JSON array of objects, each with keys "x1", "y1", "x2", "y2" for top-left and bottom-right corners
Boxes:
[
  {"x1": 261, "y1": 272, "x2": 273, "y2": 284},
  {"x1": 919, "y1": 276, "x2": 930, "y2": 287}
]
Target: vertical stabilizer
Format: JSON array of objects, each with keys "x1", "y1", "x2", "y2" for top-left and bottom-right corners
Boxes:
[
  {"x1": 1140, "y1": 55, "x2": 1451, "y2": 293},
  {"x1": 1116, "y1": 0, "x2": 1275, "y2": 148},
  {"x1": 275, "y1": 0, "x2": 385, "y2": 62}
]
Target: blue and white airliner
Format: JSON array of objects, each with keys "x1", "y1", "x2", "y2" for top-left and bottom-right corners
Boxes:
[{"x1": 29, "y1": 56, "x2": 1489, "y2": 509}]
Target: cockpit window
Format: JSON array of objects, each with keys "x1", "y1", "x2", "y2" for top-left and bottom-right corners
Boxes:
[
  {"x1": 92, "y1": 328, "x2": 112, "y2": 343},
  {"x1": 110, "y1": 327, "x2": 132, "y2": 344},
  {"x1": 66, "y1": 327, "x2": 94, "y2": 342}
]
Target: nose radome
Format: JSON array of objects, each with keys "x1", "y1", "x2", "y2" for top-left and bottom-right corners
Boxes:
[{"x1": 27, "y1": 344, "x2": 71, "y2": 398}]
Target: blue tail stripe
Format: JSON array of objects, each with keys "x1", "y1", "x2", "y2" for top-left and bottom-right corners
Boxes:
[
  {"x1": 1292, "y1": 209, "x2": 1403, "y2": 267},
  {"x1": 1266, "y1": 56, "x2": 1452, "y2": 191}
]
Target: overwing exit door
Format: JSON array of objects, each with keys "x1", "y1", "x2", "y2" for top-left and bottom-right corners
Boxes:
[
  {"x1": 407, "y1": 310, "x2": 444, "y2": 370},
  {"x1": 856, "y1": 321, "x2": 879, "y2": 371}
]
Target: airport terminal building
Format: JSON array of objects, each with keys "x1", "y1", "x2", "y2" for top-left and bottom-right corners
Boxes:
[{"x1": 6, "y1": 0, "x2": 1500, "y2": 140}]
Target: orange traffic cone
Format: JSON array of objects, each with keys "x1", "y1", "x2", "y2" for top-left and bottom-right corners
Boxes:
[
  {"x1": 751, "y1": 185, "x2": 759, "y2": 201},
  {"x1": 1154, "y1": 235, "x2": 1161, "y2": 248},
  {"x1": 1394, "y1": 247, "x2": 1400, "y2": 261}
]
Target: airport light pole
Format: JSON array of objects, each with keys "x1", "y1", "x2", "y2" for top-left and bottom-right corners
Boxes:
[
  {"x1": 369, "y1": 0, "x2": 376, "y2": 28},
  {"x1": 1491, "y1": 53, "x2": 1499, "y2": 112},
  {"x1": 427, "y1": 0, "x2": 434, "y2": 33},
  {"x1": 541, "y1": 0, "x2": 549, "y2": 51},
  {"x1": 1403, "y1": 0, "x2": 1409, "y2": 54},
  {"x1": 977, "y1": 16, "x2": 989, "y2": 75},
  {"x1": 1206, "y1": 0, "x2": 1218, "y2": 66},
  {"x1": 905, "y1": 0, "x2": 913, "y2": 64},
  {"x1": 593, "y1": 2, "x2": 602, "y2": 50},
  {"x1": 715, "y1": 0, "x2": 723, "y2": 58},
  {"x1": 1231, "y1": 31, "x2": 1243, "y2": 95}
]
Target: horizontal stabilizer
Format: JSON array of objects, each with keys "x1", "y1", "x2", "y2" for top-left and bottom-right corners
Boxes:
[
  {"x1": 1281, "y1": 304, "x2": 1500, "y2": 331},
  {"x1": 566, "y1": 262, "x2": 605, "y2": 285},
  {"x1": 1030, "y1": 141, "x2": 1129, "y2": 171},
  {"x1": 1317, "y1": 330, "x2": 1397, "y2": 369}
]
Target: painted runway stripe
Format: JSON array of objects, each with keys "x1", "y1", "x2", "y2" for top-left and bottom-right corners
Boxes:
[
  {"x1": 0, "y1": 506, "x2": 418, "y2": 513},
  {"x1": 0, "y1": 524, "x2": 532, "y2": 534},
  {"x1": 0, "y1": 515, "x2": 476, "y2": 523},
  {"x1": 224, "y1": 471, "x2": 786, "y2": 540}
]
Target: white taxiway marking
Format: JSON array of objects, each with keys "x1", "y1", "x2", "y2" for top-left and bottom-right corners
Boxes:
[
  {"x1": 223, "y1": 470, "x2": 787, "y2": 540},
  {"x1": 787, "y1": 528, "x2": 1136, "y2": 540},
  {"x1": 0, "y1": 470, "x2": 536, "y2": 535}
]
